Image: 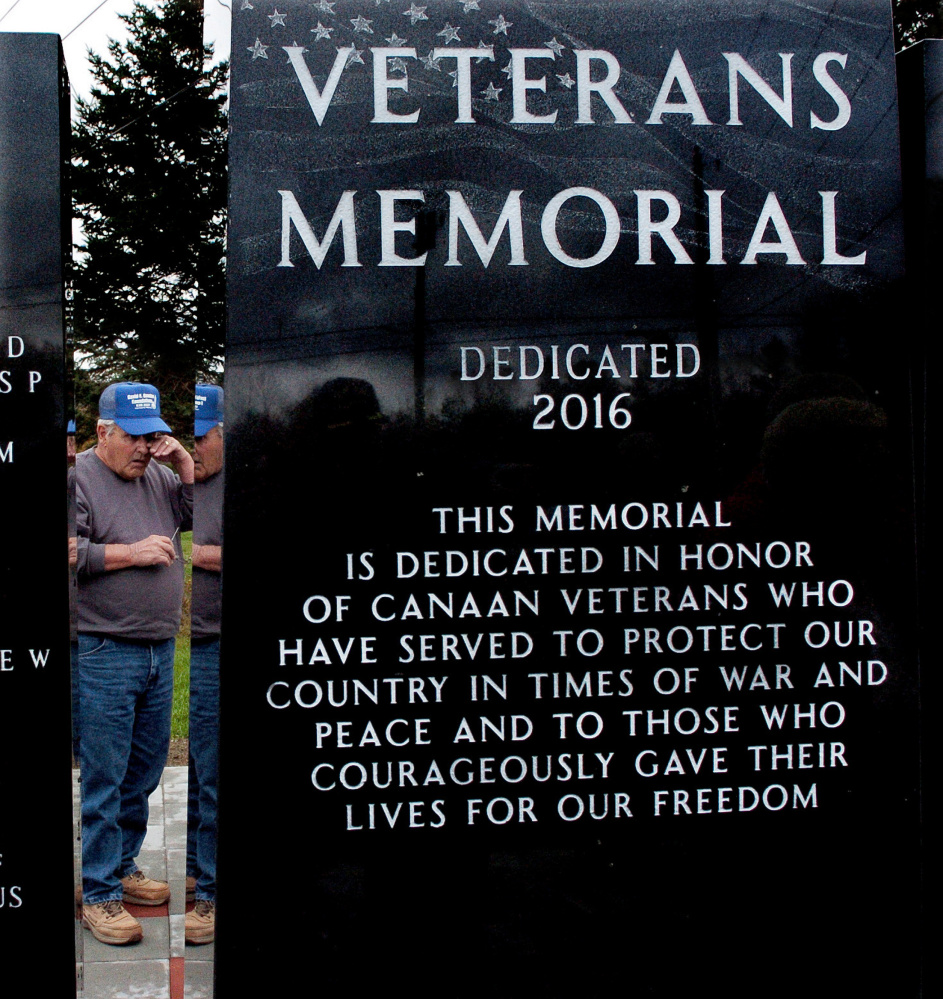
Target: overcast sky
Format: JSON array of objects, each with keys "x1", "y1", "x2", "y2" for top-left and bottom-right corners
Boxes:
[{"x1": 0, "y1": 0, "x2": 231, "y2": 109}]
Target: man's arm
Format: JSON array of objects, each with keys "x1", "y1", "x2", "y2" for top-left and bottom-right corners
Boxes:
[
  {"x1": 192, "y1": 544, "x2": 222, "y2": 572},
  {"x1": 76, "y1": 459, "x2": 178, "y2": 573},
  {"x1": 103, "y1": 536, "x2": 177, "y2": 569},
  {"x1": 152, "y1": 435, "x2": 194, "y2": 532},
  {"x1": 76, "y1": 478, "x2": 101, "y2": 576}
]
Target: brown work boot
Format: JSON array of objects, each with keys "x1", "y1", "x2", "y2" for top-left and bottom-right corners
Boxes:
[
  {"x1": 121, "y1": 869, "x2": 170, "y2": 906},
  {"x1": 82, "y1": 900, "x2": 144, "y2": 945},
  {"x1": 186, "y1": 875, "x2": 197, "y2": 903},
  {"x1": 185, "y1": 899, "x2": 216, "y2": 945}
]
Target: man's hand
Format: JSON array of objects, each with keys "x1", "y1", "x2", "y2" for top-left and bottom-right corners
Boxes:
[
  {"x1": 129, "y1": 535, "x2": 177, "y2": 566},
  {"x1": 149, "y1": 435, "x2": 195, "y2": 484},
  {"x1": 104, "y1": 535, "x2": 176, "y2": 570},
  {"x1": 68, "y1": 536, "x2": 77, "y2": 568},
  {"x1": 192, "y1": 544, "x2": 222, "y2": 572}
]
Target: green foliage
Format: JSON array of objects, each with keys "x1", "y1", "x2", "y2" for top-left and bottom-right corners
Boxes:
[
  {"x1": 172, "y1": 636, "x2": 191, "y2": 739},
  {"x1": 172, "y1": 529, "x2": 193, "y2": 739},
  {"x1": 72, "y1": 0, "x2": 227, "y2": 428},
  {"x1": 895, "y1": 0, "x2": 943, "y2": 48}
]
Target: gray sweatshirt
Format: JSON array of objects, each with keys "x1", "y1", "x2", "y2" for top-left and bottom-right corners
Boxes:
[
  {"x1": 76, "y1": 448, "x2": 193, "y2": 641},
  {"x1": 191, "y1": 469, "x2": 223, "y2": 641}
]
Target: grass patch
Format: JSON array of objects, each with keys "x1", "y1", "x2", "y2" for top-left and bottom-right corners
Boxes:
[
  {"x1": 171, "y1": 531, "x2": 193, "y2": 740},
  {"x1": 172, "y1": 635, "x2": 190, "y2": 739}
]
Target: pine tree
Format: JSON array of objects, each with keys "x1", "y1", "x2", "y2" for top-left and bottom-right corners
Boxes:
[
  {"x1": 72, "y1": 0, "x2": 227, "y2": 436},
  {"x1": 895, "y1": 0, "x2": 943, "y2": 48}
]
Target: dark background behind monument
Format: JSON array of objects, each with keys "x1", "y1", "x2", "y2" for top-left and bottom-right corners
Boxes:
[
  {"x1": 899, "y1": 37, "x2": 941, "y2": 996},
  {"x1": 0, "y1": 33, "x2": 75, "y2": 993},
  {"x1": 218, "y1": 3, "x2": 922, "y2": 994}
]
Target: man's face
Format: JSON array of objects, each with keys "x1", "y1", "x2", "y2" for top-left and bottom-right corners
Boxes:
[
  {"x1": 194, "y1": 426, "x2": 223, "y2": 482},
  {"x1": 96, "y1": 424, "x2": 155, "y2": 480}
]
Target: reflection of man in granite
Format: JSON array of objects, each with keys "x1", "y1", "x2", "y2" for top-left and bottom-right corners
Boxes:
[
  {"x1": 185, "y1": 384, "x2": 224, "y2": 945},
  {"x1": 68, "y1": 419, "x2": 78, "y2": 758},
  {"x1": 76, "y1": 382, "x2": 193, "y2": 945}
]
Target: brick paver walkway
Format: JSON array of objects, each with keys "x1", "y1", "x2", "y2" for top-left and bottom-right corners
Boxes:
[{"x1": 76, "y1": 767, "x2": 213, "y2": 999}]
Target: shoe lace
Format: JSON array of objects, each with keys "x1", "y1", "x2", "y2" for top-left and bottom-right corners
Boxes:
[
  {"x1": 195, "y1": 899, "x2": 216, "y2": 916},
  {"x1": 127, "y1": 870, "x2": 146, "y2": 883},
  {"x1": 102, "y1": 900, "x2": 126, "y2": 917}
]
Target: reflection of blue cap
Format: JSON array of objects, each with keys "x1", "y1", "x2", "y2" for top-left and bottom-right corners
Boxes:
[
  {"x1": 67, "y1": 420, "x2": 76, "y2": 434},
  {"x1": 99, "y1": 382, "x2": 172, "y2": 435},
  {"x1": 195, "y1": 384, "x2": 224, "y2": 437}
]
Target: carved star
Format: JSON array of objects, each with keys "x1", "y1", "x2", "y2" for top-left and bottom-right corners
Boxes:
[
  {"x1": 248, "y1": 37, "x2": 269, "y2": 59},
  {"x1": 403, "y1": 3, "x2": 428, "y2": 24},
  {"x1": 474, "y1": 41, "x2": 494, "y2": 62},
  {"x1": 500, "y1": 58, "x2": 513, "y2": 78},
  {"x1": 481, "y1": 81, "x2": 502, "y2": 101},
  {"x1": 488, "y1": 14, "x2": 512, "y2": 35},
  {"x1": 556, "y1": 72, "x2": 575, "y2": 89},
  {"x1": 311, "y1": 21, "x2": 333, "y2": 40},
  {"x1": 420, "y1": 50, "x2": 442, "y2": 70},
  {"x1": 437, "y1": 23, "x2": 462, "y2": 44},
  {"x1": 389, "y1": 57, "x2": 409, "y2": 73},
  {"x1": 386, "y1": 32, "x2": 408, "y2": 45},
  {"x1": 343, "y1": 45, "x2": 365, "y2": 66},
  {"x1": 240, "y1": 0, "x2": 254, "y2": 10},
  {"x1": 448, "y1": 69, "x2": 459, "y2": 88},
  {"x1": 351, "y1": 15, "x2": 374, "y2": 32},
  {"x1": 314, "y1": 0, "x2": 336, "y2": 12},
  {"x1": 458, "y1": 0, "x2": 480, "y2": 11},
  {"x1": 268, "y1": 8, "x2": 286, "y2": 26},
  {"x1": 544, "y1": 37, "x2": 565, "y2": 57}
]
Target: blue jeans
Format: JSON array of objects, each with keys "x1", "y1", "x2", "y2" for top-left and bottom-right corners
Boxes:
[
  {"x1": 186, "y1": 638, "x2": 219, "y2": 901},
  {"x1": 71, "y1": 641, "x2": 79, "y2": 760},
  {"x1": 78, "y1": 634, "x2": 175, "y2": 904}
]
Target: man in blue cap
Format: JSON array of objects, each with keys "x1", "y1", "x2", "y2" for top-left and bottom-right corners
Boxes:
[
  {"x1": 185, "y1": 384, "x2": 224, "y2": 945},
  {"x1": 76, "y1": 382, "x2": 193, "y2": 944}
]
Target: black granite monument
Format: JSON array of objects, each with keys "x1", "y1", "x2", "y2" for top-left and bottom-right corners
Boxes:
[
  {"x1": 898, "y1": 38, "x2": 941, "y2": 987},
  {"x1": 0, "y1": 32, "x2": 75, "y2": 994},
  {"x1": 219, "y1": 2, "x2": 922, "y2": 993}
]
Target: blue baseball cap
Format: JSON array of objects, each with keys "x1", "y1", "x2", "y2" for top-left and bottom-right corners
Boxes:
[
  {"x1": 99, "y1": 382, "x2": 172, "y2": 435},
  {"x1": 195, "y1": 384, "x2": 224, "y2": 437}
]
